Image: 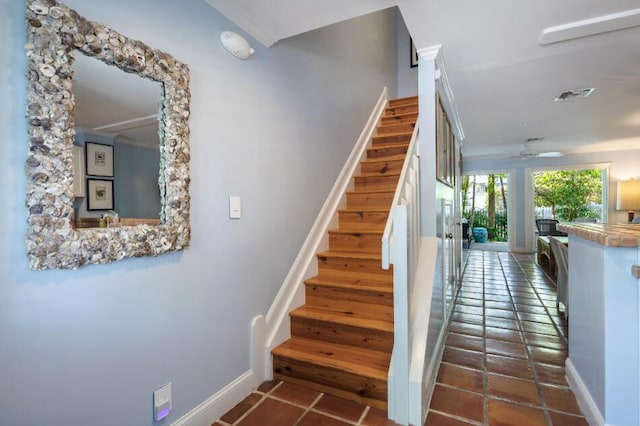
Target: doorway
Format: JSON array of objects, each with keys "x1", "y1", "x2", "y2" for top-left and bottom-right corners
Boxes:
[{"x1": 462, "y1": 172, "x2": 513, "y2": 252}]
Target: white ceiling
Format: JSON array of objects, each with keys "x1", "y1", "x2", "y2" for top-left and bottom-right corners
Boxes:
[
  {"x1": 73, "y1": 51, "x2": 161, "y2": 148},
  {"x1": 203, "y1": 0, "x2": 640, "y2": 159}
]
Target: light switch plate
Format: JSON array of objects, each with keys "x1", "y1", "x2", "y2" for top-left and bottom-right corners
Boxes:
[{"x1": 229, "y1": 196, "x2": 241, "y2": 219}]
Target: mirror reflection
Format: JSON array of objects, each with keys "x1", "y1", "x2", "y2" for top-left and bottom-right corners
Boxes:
[{"x1": 73, "y1": 52, "x2": 162, "y2": 227}]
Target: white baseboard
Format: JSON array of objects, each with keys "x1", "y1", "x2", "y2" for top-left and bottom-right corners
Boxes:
[
  {"x1": 170, "y1": 370, "x2": 255, "y2": 426},
  {"x1": 417, "y1": 319, "x2": 448, "y2": 426},
  {"x1": 566, "y1": 358, "x2": 605, "y2": 426}
]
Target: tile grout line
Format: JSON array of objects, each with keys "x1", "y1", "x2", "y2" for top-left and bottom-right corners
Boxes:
[
  {"x1": 292, "y1": 392, "x2": 325, "y2": 425},
  {"x1": 230, "y1": 393, "x2": 269, "y2": 426},
  {"x1": 355, "y1": 406, "x2": 369, "y2": 425},
  {"x1": 506, "y1": 252, "x2": 554, "y2": 426},
  {"x1": 229, "y1": 381, "x2": 286, "y2": 426},
  {"x1": 481, "y1": 251, "x2": 490, "y2": 426}
]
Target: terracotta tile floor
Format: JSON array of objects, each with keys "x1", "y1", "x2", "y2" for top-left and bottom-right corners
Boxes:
[
  {"x1": 427, "y1": 251, "x2": 587, "y2": 426},
  {"x1": 213, "y1": 251, "x2": 587, "y2": 425}
]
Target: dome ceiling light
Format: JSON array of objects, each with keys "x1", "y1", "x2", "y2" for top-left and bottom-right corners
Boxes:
[{"x1": 220, "y1": 31, "x2": 255, "y2": 60}]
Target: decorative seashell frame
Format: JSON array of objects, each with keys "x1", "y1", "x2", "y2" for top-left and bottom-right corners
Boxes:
[{"x1": 24, "y1": 0, "x2": 191, "y2": 269}]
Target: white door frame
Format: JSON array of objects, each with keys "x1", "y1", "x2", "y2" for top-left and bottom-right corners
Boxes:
[{"x1": 462, "y1": 169, "x2": 516, "y2": 252}]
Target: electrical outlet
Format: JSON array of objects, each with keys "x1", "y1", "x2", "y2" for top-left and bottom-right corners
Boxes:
[{"x1": 153, "y1": 383, "x2": 172, "y2": 421}]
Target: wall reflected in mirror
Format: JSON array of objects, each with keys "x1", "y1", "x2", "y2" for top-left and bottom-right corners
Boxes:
[{"x1": 73, "y1": 51, "x2": 162, "y2": 223}]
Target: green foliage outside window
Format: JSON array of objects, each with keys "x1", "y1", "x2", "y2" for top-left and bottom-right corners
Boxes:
[{"x1": 533, "y1": 170, "x2": 602, "y2": 222}]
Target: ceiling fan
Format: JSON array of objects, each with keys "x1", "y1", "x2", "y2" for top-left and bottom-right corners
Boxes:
[{"x1": 510, "y1": 138, "x2": 564, "y2": 160}]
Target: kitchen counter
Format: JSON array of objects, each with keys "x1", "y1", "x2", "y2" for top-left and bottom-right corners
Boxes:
[
  {"x1": 557, "y1": 223, "x2": 640, "y2": 247},
  {"x1": 559, "y1": 222, "x2": 640, "y2": 426}
]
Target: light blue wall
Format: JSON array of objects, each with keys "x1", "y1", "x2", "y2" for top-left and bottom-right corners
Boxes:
[
  {"x1": 464, "y1": 148, "x2": 640, "y2": 250},
  {"x1": 0, "y1": 1, "x2": 399, "y2": 425}
]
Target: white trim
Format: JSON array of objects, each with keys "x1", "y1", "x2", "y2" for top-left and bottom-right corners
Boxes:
[
  {"x1": 540, "y1": 8, "x2": 640, "y2": 45},
  {"x1": 390, "y1": 206, "x2": 410, "y2": 424},
  {"x1": 418, "y1": 45, "x2": 464, "y2": 143},
  {"x1": 524, "y1": 162, "x2": 612, "y2": 251},
  {"x1": 250, "y1": 316, "x2": 267, "y2": 386},
  {"x1": 566, "y1": 358, "x2": 606, "y2": 426},
  {"x1": 252, "y1": 87, "x2": 390, "y2": 378},
  {"x1": 92, "y1": 114, "x2": 158, "y2": 133},
  {"x1": 524, "y1": 170, "x2": 535, "y2": 251},
  {"x1": 417, "y1": 44, "x2": 441, "y2": 61},
  {"x1": 170, "y1": 370, "x2": 255, "y2": 426},
  {"x1": 407, "y1": 237, "x2": 442, "y2": 426},
  {"x1": 416, "y1": 317, "x2": 448, "y2": 426},
  {"x1": 202, "y1": 0, "x2": 278, "y2": 47},
  {"x1": 382, "y1": 125, "x2": 420, "y2": 269},
  {"x1": 462, "y1": 170, "x2": 516, "y2": 252}
]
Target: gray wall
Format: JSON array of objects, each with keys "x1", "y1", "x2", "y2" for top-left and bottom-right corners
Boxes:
[
  {"x1": 395, "y1": 9, "x2": 418, "y2": 98},
  {"x1": 114, "y1": 141, "x2": 161, "y2": 218},
  {"x1": 0, "y1": 1, "x2": 399, "y2": 425}
]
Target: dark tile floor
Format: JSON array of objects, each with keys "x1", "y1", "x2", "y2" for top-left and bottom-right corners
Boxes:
[{"x1": 212, "y1": 251, "x2": 587, "y2": 426}]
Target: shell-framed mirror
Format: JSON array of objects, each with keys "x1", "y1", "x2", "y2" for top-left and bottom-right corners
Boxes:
[{"x1": 24, "y1": 0, "x2": 191, "y2": 269}]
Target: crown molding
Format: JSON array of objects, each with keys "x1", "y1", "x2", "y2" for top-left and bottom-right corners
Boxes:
[{"x1": 418, "y1": 45, "x2": 465, "y2": 143}]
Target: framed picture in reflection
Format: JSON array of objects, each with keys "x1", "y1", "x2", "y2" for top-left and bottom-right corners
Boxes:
[
  {"x1": 410, "y1": 38, "x2": 418, "y2": 68},
  {"x1": 85, "y1": 142, "x2": 114, "y2": 177},
  {"x1": 87, "y1": 178, "x2": 114, "y2": 211}
]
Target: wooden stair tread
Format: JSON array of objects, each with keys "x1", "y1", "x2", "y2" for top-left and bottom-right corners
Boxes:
[
  {"x1": 381, "y1": 111, "x2": 418, "y2": 120},
  {"x1": 385, "y1": 107, "x2": 417, "y2": 112},
  {"x1": 328, "y1": 229, "x2": 383, "y2": 235},
  {"x1": 362, "y1": 154, "x2": 407, "y2": 163},
  {"x1": 377, "y1": 121, "x2": 415, "y2": 128},
  {"x1": 335, "y1": 226, "x2": 385, "y2": 233},
  {"x1": 388, "y1": 96, "x2": 418, "y2": 106},
  {"x1": 272, "y1": 337, "x2": 390, "y2": 379},
  {"x1": 317, "y1": 250, "x2": 382, "y2": 261},
  {"x1": 368, "y1": 142, "x2": 409, "y2": 149},
  {"x1": 373, "y1": 131, "x2": 414, "y2": 138},
  {"x1": 361, "y1": 157, "x2": 405, "y2": 164},
  {"x1": 291, "y1": 306, "x2": 393, "y2": 331},
  {"x1": 357, "y1": 171, "x2": 401, "y2": 178},
  {"x1": 338, "y1": 208, "x2": 390, "y2": 213},
  {"x1": 346, "y1": 189, "x2": 395, "y2": 195},
  {"x1": 305, "y1": 276, "x2": 393, "y2": 293}
]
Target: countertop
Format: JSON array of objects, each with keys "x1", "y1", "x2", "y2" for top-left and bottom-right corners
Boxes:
[{"x1": 558, "y1": 223, "x2": 640, "y2": 247}]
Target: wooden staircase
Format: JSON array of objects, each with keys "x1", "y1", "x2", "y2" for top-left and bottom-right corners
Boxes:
[{"x1": 271, "y1": 95, "x2": 418, "y2": 409}]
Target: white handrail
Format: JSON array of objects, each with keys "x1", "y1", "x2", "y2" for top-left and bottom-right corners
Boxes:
[{"x1": 381, "y1": 122, "x2": 420, "y2": 269}]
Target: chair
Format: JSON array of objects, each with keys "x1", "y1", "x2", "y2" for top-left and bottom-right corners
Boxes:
[
  {"x1": 549, "y1": 237, "x2": 569, "y2": 317},
  {"x1": 536, "y1": 218, "x2": 567, "y2": 236}
]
